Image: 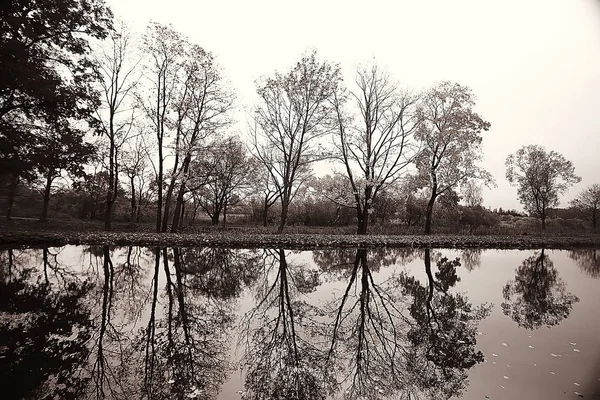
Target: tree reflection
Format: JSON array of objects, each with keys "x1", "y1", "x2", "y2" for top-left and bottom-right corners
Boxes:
[
  {"x1": 321, "y1": 248, "x2": 489, "y2": 399},
  {"x1": 460, "y1": 248, "x2": 482, "y2": 271},
  {"x1": 240, "y1": 249, "x2": 329, "y2": 400},
  {"x1": 177, "y1": 247, "x2": 262, "y2": 299},
  {"x1": 569, "y1": 249, "x2": 600, "y2": 278},
  {"x1": 396, "y1": 249, "x2": 491, "y2": 399},
  {"x1": 140, "y1": 247, "x2": 232, "y2": 400},
  {"x1": 0, "y1": 249, "x2": 94, "y2": 400},
  {"x1": 502, "y1": 249, "x2": 579, "y2": 329}
]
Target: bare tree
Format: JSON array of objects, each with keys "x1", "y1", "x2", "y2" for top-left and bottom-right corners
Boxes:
[
  {"x1": 192, "y1": 137, "x2": 258, "y2": 226},
  {"x1": 570, "y1": 183, "x2": 600, "y2": 230},
  {"x1": 332, "y1": 64, "x2": 420, "y2": 234},
  {"x1": 506, "y1": 145, "x2": 581, "y2": 230},
  {"x1": 120, "y1": 135, "x2": 151, "y2": 222},
  {"x1": 250, "y1": 51, "x2": 342, "y2": 233},
  {"x1": 138, "y1": 22, "x2": 185, "y2": 232},
  {"x1": 95, "y1": 20, "x2": 139, "y2": 230},
  {"x1": 415, "y1": 81, "x2": 493, "y2": 234},
  {"x1": 165, "y1": 45, "x2": 234, "y2": 233}
]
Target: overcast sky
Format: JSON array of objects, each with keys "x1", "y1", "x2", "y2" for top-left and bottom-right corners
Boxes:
[{"x1": 107, "y1": 0, "x2": 600, "y2": 211}]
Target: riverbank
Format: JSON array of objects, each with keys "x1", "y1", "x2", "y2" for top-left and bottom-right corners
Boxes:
[{"x1": 1, "y1": 230, "x2": 599, "y2": 249}]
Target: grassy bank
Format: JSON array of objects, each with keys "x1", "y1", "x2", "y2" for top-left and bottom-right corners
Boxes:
[{"x1": 1, "y1": 229, "x2": 599, "y2": 250}]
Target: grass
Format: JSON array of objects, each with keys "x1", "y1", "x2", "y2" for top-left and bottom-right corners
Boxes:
[{"x1": 0, "y1": 218, "x2": 599, "y2": 250}]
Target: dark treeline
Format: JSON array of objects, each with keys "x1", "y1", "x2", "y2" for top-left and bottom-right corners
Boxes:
[{"x1": 1, "y1": 0, "x2": 598, "y2": 234}]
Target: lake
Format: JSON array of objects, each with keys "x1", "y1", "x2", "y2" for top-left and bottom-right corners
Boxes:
[{"x1": 1, "y1": 246, "x2": 599, "y2": 399}]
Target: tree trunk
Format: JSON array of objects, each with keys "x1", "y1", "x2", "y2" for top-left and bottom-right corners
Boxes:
[
  {"x1": 170, "y1": 155, "x2": 190, "y2": 233},
  {"x1": 278, "y1": 196, "x2": 289, "y2": 233},
  {"x1": 425, "y1": 192, "x2": 436, "y2": 235},
  {"x1": 156, "y1": 148, "x2": 163, "y2": 232},
  {"x1": 5, "y1": 173, "x2": 19, "y2": 220},
  {"x1": 223, "y1": 201, "x2": 227, "y2": 227},
  {"x1": 105, "y1": 137, "x2": 115, "y2": 231},
  {"x1": 39, "y1": 172, "x2": 53, "y2": 222},
  {"x1": 162, "y1": 178, "x2": 176, "y2": 233},
  {"x1": 357, "y1": 207, "x2": 369, "y2": 235},
  {"x1": 130, "y1": 175, "x2": 136, "y2": 223},
  {"x1": 541, "y1": 214, "x2": 546, "y2": 230},
  {"x1": 263, "y1": 196, "x2": 269, "y2": 227},
  {"x1": 211, "y1": 214, "x2": 220, "y2": 226},
  {"x1": 592, "y1": 206, "x2": 597, "y2": 230}
]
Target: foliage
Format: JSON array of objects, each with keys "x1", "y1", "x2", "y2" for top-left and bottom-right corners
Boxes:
[
  {"x1": 506, "y1": 145, "x2": 581, "y2": 229},
  {"x1": 570, "y1": 183, "x2": 600, "y2": 229},
  {"x1": 414, "y1": 81, "x2": 493, "y2": 234}
]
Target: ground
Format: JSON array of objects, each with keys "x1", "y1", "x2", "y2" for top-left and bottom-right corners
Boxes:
[{"x1": 0, "y1": 219, "x2": 599, "y2": 249}]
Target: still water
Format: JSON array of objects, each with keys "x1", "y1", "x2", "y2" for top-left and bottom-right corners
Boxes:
[{"x1": 1, "y1": 246, "x2": 599, "y2": 400}]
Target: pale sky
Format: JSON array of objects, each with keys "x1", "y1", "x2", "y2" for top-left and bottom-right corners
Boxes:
[{"x1": 107, "y1": 0, "x2": 600, "y2": 211}]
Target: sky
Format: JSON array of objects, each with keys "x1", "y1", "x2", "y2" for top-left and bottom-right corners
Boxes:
[{"x1": 106, "y1": 0, "x2": 600, "y2": 211}]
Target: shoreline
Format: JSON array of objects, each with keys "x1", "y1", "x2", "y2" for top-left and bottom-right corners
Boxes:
[{"x1": 1, "y1": 231, "x2": 599, "y2": 250}]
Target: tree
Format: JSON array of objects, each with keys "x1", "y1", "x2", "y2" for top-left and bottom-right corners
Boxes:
[
  {"x1": 120, "y1": 135, "x2": 152, "y2": 222},
  {"x1": 192, "y1": 137, "x2": 258, "y2": 226},
  {"x1": 138, "y1": 22, "x2": 185, "y2": 232},
  {"x1": 332, "y1": 64, "x2": 420, "y2": 234},
  {"x1": 251, "y1": 50, "x2": 342, "y2": 233},
  {"x1": 506, "y1": 145, "x2": 581, "y2": 230},
  {"x1": 0, "y1": 0, "x2": 112, "y2": 123},
  {"x1": 33, "y1": 121, "x2": 96, "y2": 221},
  {"x1": 95, "y1": 19, "x2": 139, "y2": 230},
  {"x1": 570, "y1": 183, "x2": 600, "y2": 230},
  {"x1": 415, "y1": 82, "x2": 493, "y2": 234}
]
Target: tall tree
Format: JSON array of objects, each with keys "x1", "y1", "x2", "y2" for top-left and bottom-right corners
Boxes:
[
  {"x1": 251, "y1": 51, "x2": 342, "y2": 233},
  {"x1": 164, "y1": 44, "x2": 234, "y2": 232},
  {"x1": 138, "y1": 22, "x2": 185, "y2": 232},
  {"x1": 415, "y1": 81, "x2": 493, "y2": 234},
  {"x1": 332, "y1": 64, "x2": 420, "y2": 234},
  {"x1": 95, "y1": 20, "x2": 139, "y2": 230},
  {"x1": 570, "y1": 183, "x2": 600, "y2": 230},
  {"x1": 505, "y1": 145, "x2": 581, "y2": 230}
]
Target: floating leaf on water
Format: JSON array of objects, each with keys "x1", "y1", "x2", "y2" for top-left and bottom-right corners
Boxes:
[
  {"x1": 574, "y1": 349, "x2": 581, "y2": 353},
  {"x1": 570, "y1": 342, "x2": 577, "y2": 346},
  {"x1": 550, "y1": 371, "x2": 556, "y2": 375},
  {"x1": 574, "y1": 383, "x2": 581, "y2": 387},
  {"x1": 503, "y1": 376, "x2": 510, "y2": 380},
  {"x1": 168, "y1": 379, "x2": 175, "y2": 384},
  {"x1": 551, "y1": 353, "x2": 559, "y2": 357},
  {"x1": 507, "y1": 365, "x2": 511, "y2": 368},
  {"x1": 501, "y1": 386, "x2": 505, "y2": 389},
  {"x1": 492, "y1": 353, "x2": 498, "y2": 357},
  {"x1": 493, "y1": 362, "x2": 497, "y2": 365},
  {"x1": 574, "y1": 391, "x2": 584, "y2": 397},
  {"x1": 502, "y1": 343, "x2": 508, "y2": 347},
  {"x1": 528, "y1": 345, "x2": 535, "y2": 349}
]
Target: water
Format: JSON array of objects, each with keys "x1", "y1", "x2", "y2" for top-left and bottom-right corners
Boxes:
[{"x1": 1, "y1": 246, "x2": 599, "y2": 400}]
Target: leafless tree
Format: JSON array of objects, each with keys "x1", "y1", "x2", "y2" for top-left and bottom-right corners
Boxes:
[
  {"x1": 570, "y1": 183, "x2": 600, "y2": 230},
  {"x1": 95, "y1": 20, "x2": 140, "y2": 230},
  {"x1": 138, "y1": 22, "x2": 185, "y2": 232},
  {"x1": 250, "y1": 51, "x2": 342, "y2": 232},
  {"x1": 332, "y1": 64, "x2": 420, "y2": 234}
]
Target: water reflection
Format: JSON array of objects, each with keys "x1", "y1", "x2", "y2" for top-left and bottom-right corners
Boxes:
[
  {"x1": 1, "y1": 245, "x2": 596, "y2": 399},
  {"x1": 502, "y1": 249, "x2": 580, "y2": 330},
  {"x1": 0, "y1": 248, "x2": 93, "y2": 400},
  {"x1": 569, "y1": 249, "x2": 600, "y2": 278},
  {"x1": 240, "y1": 249, "x2": 328, "y2": 399}
]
